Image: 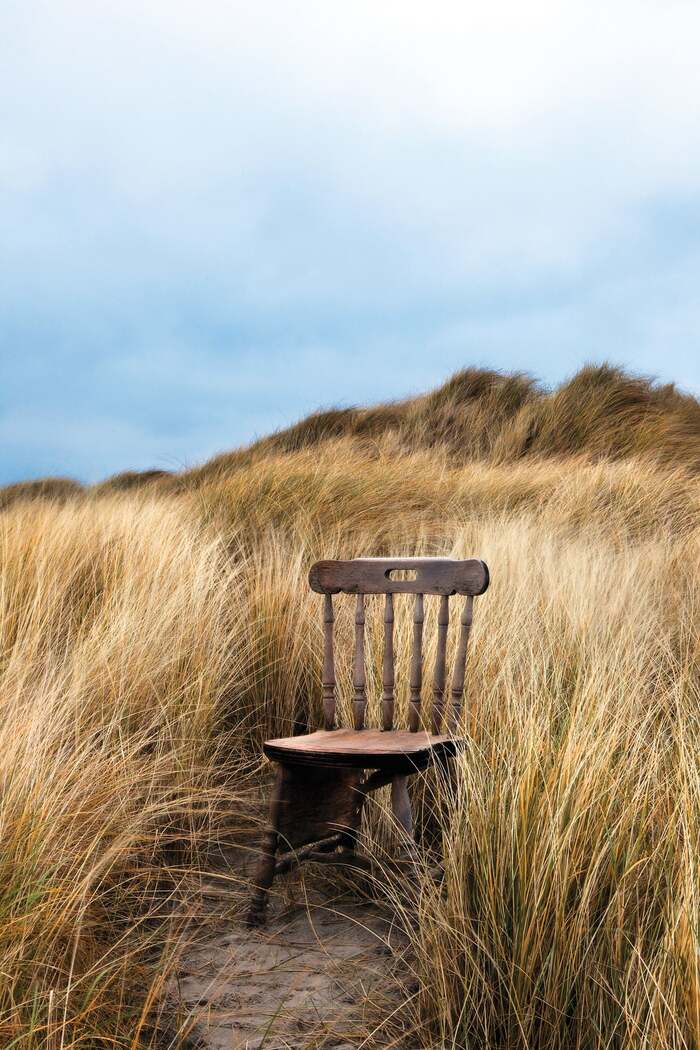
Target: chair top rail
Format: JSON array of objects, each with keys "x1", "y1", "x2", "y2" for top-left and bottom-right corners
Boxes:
[{"x1": 309, "y1": 557, "x2": 489, "y2": 596}]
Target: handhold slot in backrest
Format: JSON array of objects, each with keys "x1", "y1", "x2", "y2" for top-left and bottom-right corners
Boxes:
[{"x1": 386, "y1": 568, "x2": 419, "y2": 581}]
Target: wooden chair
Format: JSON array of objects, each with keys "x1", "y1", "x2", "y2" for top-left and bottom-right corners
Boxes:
[{"x1": 247, "y1": 556, "x2": 490, "y2": 925}]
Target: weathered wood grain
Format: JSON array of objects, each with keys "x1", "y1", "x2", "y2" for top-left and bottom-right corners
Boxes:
[
  {"x1": 447, "y1": 595, "x2": 474, "y2": 734},
  {"x1": 322, "y1": 592, "x2": 336, "y2": 730},
  {"x1": 309, "y1": 558, "x2": 489, "y2": 596},
  {"x1": 352, "y1": 593, "x2": 366, "y2": 730},
  {"x1": 264, "y1": 727, "x2": 458, "y2": 772},
  {"x1": 408, "y1": 592, "x2": 424, "y2": 732},
  {"x1": 382, "y1": 593, "x2": 395, "y2": 731},
  {"x1": 431, "y1": 594, "x2": 450, "y2": 733},
  {"x1": 247, "y1": 765, "x2": 289, "y2": 925},
  {"x1": 249, "y1": 554, "x2": 490, "y2": 924}
]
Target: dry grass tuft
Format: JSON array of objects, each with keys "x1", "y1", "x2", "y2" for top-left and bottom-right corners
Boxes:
[
  {"x1": 389, "y1": 518, "x2": 700, "y2": 1048},
  {"x1": 0, "y1": 497, "x2": 254, "y2": 1047},
  {"x1": 1, "y1": 363, "x2": 699, "y2": 1046},
  {"x1": 178, "y1": 363, "x2": 700, "y2": 485},
  {"x1": 91, "y1": 469, "x2": 172, "y2": 494},
  {"x1": 0, "y1": 477, "x2": 84, "y2": 510}
]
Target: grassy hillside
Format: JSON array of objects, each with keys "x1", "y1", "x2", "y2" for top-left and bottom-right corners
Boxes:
[
  {"x1": 182, "y1": 363, "x2": 700, "y2": 480},
  {"x1": 1, "y1": 364, "x2": 699, "y2": 1047},
  {"x1": 3, "y1": 364, "x2": 699, "y2": 508}
]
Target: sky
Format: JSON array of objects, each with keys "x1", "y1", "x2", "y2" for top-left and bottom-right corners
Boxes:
[{"x1": 2, "y1": 0, "x2": 700, "y2": 484}]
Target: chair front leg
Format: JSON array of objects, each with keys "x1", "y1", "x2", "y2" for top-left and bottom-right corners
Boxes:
[{"x1": 247, "y1": 764, "x2": 288, "y2": 926}]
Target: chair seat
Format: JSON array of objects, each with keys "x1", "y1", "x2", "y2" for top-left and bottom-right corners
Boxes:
[{"x1": 263, "y1": 728, "x2": 462, "y2": 772}]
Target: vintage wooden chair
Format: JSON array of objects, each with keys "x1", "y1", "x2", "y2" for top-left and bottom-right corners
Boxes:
[{"x1": 247, "y1": 556, "x2": 489, "y2": 924}]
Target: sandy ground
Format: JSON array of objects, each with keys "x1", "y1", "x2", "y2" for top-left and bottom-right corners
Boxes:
[{"x1": 172, "y1": 851, "x2": 411, "y2": 1050}]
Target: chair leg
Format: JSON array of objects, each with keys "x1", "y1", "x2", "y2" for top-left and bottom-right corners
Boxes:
[
  {"x1": 247, "y1": 765, "x2": 288, "y2": 926},
  {"x1": 391, "y1": 774, "x2": 421, "y2": 891},
  {"x1": 248, "y1": 764, "x2": 373, "y2": 923},
  {"x1": 390, "y1": 774, "x2": 414, "y2": 838}
]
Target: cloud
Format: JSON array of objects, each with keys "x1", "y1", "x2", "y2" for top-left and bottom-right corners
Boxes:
[{"x1": 1, "y1": 0, "x2": 699, "y2": 481}]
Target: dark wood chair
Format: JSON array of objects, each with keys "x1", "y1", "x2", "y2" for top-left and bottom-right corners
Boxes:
[{"x1": 247, "y1": 556, "x2": 490, "y2": 924}]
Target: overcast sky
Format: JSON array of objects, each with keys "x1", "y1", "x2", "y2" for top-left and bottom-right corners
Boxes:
[{"x1": 2, "y1": 1, "x2": 699, "y2": 483}]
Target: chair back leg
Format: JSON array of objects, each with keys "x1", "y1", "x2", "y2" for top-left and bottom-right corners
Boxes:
[{"x1": 390, "y1": 774, "x2": 413, "y2": 837}]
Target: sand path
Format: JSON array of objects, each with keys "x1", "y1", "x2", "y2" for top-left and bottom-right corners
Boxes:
[{"x1": 172, "y1": 854, "x2": 411, "y2": 1049}]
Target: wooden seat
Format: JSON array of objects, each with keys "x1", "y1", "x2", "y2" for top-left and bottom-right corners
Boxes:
[
  {"x1": 247, "y1": 556, "x2": 490, "y2": 925},
  {"x1": 264, "y1": 728, "x2": 460, "y2": 773}
]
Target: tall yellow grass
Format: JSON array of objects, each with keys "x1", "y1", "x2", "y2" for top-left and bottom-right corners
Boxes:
[
  {"x1": 1, "y1": 366, "x2": 699, "y2": 1047},
  {"x1": 0, "y1": 498, "x2": 252, "y2": 1047}
]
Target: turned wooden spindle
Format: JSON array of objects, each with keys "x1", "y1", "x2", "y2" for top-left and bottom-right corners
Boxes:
[
  {"x1": 322, "y1": 593, "x2": 336, "y2": 730},
  {"x1": 408, "y1": 593, "x2": 424, "y2": 732},
  {"x1": 447, "y1": 595, "x2": 473, "y2": 734},
  {"x1": 382, "y1": 592, "x2": 395, "y2": 730},
  {"x1": 431, "y1": 594, "x2": 450, "y2": 733},
  {"x1": 353, "y1": 593, "x2": 367, "y2": 729}
]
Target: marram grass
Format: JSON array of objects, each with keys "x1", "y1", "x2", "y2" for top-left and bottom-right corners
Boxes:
[{"x1": 1, "y1": 365, "x2": 699, "y2": 1048}]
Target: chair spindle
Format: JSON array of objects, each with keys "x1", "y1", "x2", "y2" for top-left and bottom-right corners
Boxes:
[
  {"x1": 322, "y1": 593, "x2": 336, "y2": 729},
  {"x1": 431, "y1": 594, "x2": 450, "y2": 732},
  {"x1": 382, "y1": 593, "x2": 395, "y2": 730},
  {"x1": 447, "y1": 595, "x2": 473, "y2": 734},
  {"x1": 408, "y1": 593, "x2": 424, "y2": 731},
  {"x1": 353, "y1": 593, "x2": 367, "y2": 729}
]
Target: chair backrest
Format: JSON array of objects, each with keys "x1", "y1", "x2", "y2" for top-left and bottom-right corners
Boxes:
[{"x1": 308, "y1": 557, "x2": 490, "y2": 734}]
